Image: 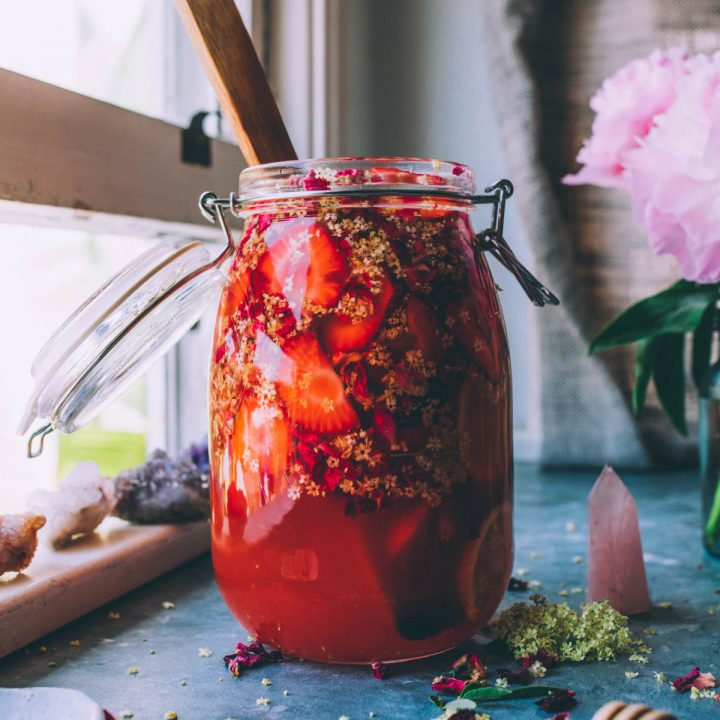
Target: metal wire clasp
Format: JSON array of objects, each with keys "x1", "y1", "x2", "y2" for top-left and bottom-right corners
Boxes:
[
  {"x1": 27, "y1": 423, "x2": 53, "y2": 459},
  {"x1": 199, "y1": 191, "x2": 241, "y2": 269},
  {"x1": 197, "y1": 183, "x2": 557, "y2": 307},
  {"x1": 474, "y1": 180, "x2": 559, "y2": 307}
]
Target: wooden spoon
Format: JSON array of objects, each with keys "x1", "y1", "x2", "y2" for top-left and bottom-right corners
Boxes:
[{"x1": 174, "y1": 0, "x2": 297, "y2": 165}]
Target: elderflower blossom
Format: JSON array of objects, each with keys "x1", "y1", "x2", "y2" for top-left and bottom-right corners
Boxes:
[
  {"x1": 492, "y1": 595, "x2": 649, "y2": 662},
  {"x1": 690, "y1": 686, "x2": 719, "y2": 701}
]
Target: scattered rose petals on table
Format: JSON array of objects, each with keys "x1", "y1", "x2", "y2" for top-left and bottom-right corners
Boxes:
[
  {"x1": 672, "y1": 666, "x2": 718, "y2": 692},
  {"x1": 224, "y1": 641, "x2": 283, "y2": 678},
  {"x1": 520, "y1": 649, "x2": 559, "y2": 669},
  {"x1": 497, "y1": 667, "x2": 532, "y2": 685},
  {"x1": 536, "y1": 689, "x2": 577, "y2": 713},
  {"x1": 451, "y1": 654, "x2": 486, "y2": 682},
  {"x1": 431, "y1": 676, "x2": 468, "y2": 695},
  {"x1": 371, "y1": 659, "x2": 386, "y2": 680}
]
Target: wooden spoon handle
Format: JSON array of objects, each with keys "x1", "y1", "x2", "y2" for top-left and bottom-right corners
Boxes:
[{"x1": 174, "y1": 0, "x2": 297, "y2": 165}]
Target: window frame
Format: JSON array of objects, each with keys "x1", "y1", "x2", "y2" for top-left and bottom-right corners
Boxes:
[{"x1": 0, "y1": 0, "x2": 281, "y2": 657}]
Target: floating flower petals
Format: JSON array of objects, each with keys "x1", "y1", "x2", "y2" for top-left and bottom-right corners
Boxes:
[
  {"x1": 223, "y1": 641, "x2": 283, "y2": 678},
  {"x1": 536, "y1": 690, "x2": 577, "y2": 713},
  {"x1": 371, "y1": 659, "x2": 386, "y2": 680},
  {"x1": 431, "y1": 676, "x2": 468, "y2": 695},
  {"x1": 672, "y1": 666, "x2": 718, "y2": 692},
  {"x1": 550, "y1": 714, "x2": 571, "y2": 720}
]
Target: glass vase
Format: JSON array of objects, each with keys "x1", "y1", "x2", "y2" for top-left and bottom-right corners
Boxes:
[{"x1": 700, "y1": 361, "x2": 720, "y2": 557}]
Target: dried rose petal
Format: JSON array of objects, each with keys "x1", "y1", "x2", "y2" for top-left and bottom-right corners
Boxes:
[
  {"x1": 508, "y1": 577, "x2": 529, "y2": 592},
  {"x1": 451, "y1": 653, "x2": 486, "y2": 681},
  {"x1": 696, "y1": 672, "x2": 718, "y2": 690},
  {"x1": 521, "y1": 649, "x2": 559, "y2": 669},
  {"x1": 335, "y1": 168, "x2": 363, "y2": 184},
  {"x1": 672, "y1": 666, "x2": 718, "y2": 692},
  {"x1": 371, "y1": 659, "x2": 386, "y2": 680},
  {"x1": 223, "y1": 641, "x2": 282, "y2": 678},
  {"x1": 672, "y1": 666, "x2": 700, "y2": 692},
  {"x1": 303, "y1": 169, "x2": 331, "y2": 192},
  {"x1": 431, "y1": 676, "x2": 468, "y2": 694},
  {"x1": 536, "y1": 690, "x2": 577, "y2": 713},
  {"x1": 498, "y1": 667, "x2": 532, "y2": 685}
]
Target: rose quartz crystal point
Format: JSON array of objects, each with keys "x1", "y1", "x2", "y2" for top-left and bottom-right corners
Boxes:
[{"x1": 587, "y1": 465, "x2": 651, "y2": 615}]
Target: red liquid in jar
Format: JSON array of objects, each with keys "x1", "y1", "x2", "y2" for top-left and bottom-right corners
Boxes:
[{"x1": 210, "y1": 194, "x2": 512, "y2": 663}]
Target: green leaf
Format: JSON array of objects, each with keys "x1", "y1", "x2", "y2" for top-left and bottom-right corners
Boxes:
[
  {"x1": 632, "y1": 338, "x2": 658, "y2": 415},
  {"x1": 692, "y1": 302, "x2": 715, "y2": 390},
  {"x1": 460, "y1": 685, "x2": 567, "y2": 703},
  {"x1": 428, "y1": 695, "x2": 446, "y2": 710},
  {"x1": 590, "y1": 281, "x2": 717, "y2": 353},
  {"x1": 652, "y1": 333, "x2": 687, "y2": 435}
]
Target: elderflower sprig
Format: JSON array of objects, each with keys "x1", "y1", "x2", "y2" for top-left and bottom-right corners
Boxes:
[{"x1": 492, "y1": 595, "x2": 649, "y2": 662}]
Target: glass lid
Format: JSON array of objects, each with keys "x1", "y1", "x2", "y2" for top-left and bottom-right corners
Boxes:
[{"x1": 20, "y1": 193, "x2": 235, "y2": 457}]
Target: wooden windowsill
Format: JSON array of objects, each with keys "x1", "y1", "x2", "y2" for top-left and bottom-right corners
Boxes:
[{"x1": 0, "y1": 518, "x2": 210, "y2": 658}]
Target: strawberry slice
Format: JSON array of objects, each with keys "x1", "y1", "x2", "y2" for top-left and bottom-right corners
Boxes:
[
  {"x1": 406, "y1": 296, "x2": 442, "y2": 363},
  {"x1": 318, "y1": 276, "x2": 394, "y2": 354},
  {"x1": 220, "y1": 267, "x2": 251, "y2": 318},
  {"x1": 253, "y1": 219, "x2": 346, "y2": 312},
  {"x1": 232, "y1": 397, "x2": 291, "y2": 509},
  {"x1": 277, "y1": 333, "x2": 360, "y2": 433},
  {"x1": 449, "y1": 297, "x2": 503, "y2": 381}
]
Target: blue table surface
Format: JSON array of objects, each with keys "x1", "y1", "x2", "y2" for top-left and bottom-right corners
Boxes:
[{"x1": 0, "y1": 464, "x2": 717, "y2": 720}]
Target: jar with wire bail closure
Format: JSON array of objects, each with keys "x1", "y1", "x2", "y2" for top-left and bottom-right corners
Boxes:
[
  {"x1": 20, "y1": 157, "x2": 557, "y2": 664},
  {"x1": 207, "y1": 158, "x2": 556, "y2": 663}
]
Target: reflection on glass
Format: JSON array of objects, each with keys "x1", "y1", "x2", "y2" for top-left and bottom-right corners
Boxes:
[{"x1": 1, "y1": 226, "x2": 153, "y2": 512}]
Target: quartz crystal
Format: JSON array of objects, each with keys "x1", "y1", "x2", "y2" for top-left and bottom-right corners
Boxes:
[
  {"x1": 28, "y1": 461, "x2": 114, "y2": 548},
  {"x1": 587, "y1": 465, "x2": 651, "y2": 614}
]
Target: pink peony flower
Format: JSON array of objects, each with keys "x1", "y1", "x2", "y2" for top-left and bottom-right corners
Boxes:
[
  {"x1": 624, "y1": 55, "x2": 720, "y2": 282},
  {"x1": 564, "y1": 48, "x2": 692, "y2": 189},
  {"x1": 565, "y1": 47, "x2": 720, "y2": 283}
]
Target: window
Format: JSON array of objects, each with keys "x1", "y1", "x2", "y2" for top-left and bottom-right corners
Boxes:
[
  {"x1": 0, "y1": 0, "x2": 255, "y2": 655},
  {"x1": 1, "y1": 227, "x2": 154, "y2": 512},
  {"x1": 0, "y1": 0, "x2": 253, "y2": 511}
]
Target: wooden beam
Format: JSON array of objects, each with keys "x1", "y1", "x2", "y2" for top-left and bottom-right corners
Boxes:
[
  {"x1": 0, "y1": 520, "x2": 210, "y2": 659},
  {"x1": 174, "y1": 0, "x2": 297, "y2": 165},
  {"x1": 0, "y1": 69, "x2": 244, "y2": 239}
]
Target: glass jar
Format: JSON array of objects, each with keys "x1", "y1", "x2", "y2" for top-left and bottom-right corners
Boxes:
[{"x1": 208, "y1": 158, "x2": 514, "y2": 663}]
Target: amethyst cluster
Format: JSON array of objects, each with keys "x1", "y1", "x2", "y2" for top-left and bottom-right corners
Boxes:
[{"x1": 112, "y1": 443, "x2": 210, "y2": 524}]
